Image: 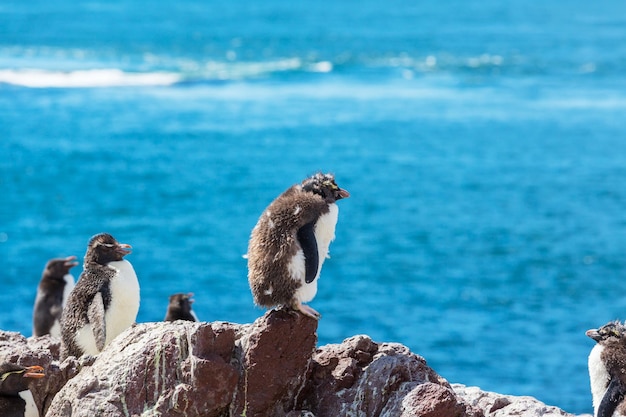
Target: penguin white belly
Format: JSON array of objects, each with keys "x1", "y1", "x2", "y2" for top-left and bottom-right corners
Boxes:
[
  {"x1": 292, "y1": 204, "x2": 338, "y2": 304},
  {"x1": 76, "y1": 323, "x2": 100, "y2": 355},
  {"x1": 61, "y1": 273, "x2": 75, "y2": 308},
  {"x1": 49, "y1": 274, "x2": 75, "y2": 339},
  {"x1": 313, "y1": 203, "x2": 339, "y2": 270},
  {"x1": 19, "y1": 389, "x2": 39, "y2": 417},
  {"x1": 589, "y1": 343, "x2": 610, "y2": 415},
  {"x1": 49, "y1": 320, "x2": 61, "y2": 340},
  {"x1": 105, "y1": 260, "x2": 140, "y2": 345}
]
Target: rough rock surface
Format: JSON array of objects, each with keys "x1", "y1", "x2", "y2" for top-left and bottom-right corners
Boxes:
[
  {"x1": 0, "y1": 310, "x2": 587, "y2": 417},
  {"x1": 0, "y1": 331, "x2": 85, "y2": 416},
  {"x1": 300, "y1": 335, "x2": 473, "y2": 417},
  {"x1": 452, "y1": 384, "x2": 590, "y2": 417}
]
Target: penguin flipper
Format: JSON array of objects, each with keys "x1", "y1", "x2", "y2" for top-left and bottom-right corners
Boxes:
[
  {"x1": 297, "y1": 221, "x2": 319, "y2": 284},
  {"x1": 87, "y1": 292, "x2": 107, "y2": 352},
  {"x1": 599, "y1": 377, "x2": 626, "y2": 417}
]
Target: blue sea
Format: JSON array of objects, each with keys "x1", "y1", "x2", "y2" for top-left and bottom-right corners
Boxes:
[{"x1": 2, "y1": 1, "x2": 626, "y2": 413}]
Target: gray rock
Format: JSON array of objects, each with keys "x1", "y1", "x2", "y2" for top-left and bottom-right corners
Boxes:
[
  {"x1": 0, "y1": 314, "x2": 588, "y2": 417},
  {"x1": 452, "y1": 384, "x2": 590, "y2": 417}
]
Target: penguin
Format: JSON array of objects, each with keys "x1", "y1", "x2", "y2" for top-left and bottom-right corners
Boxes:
[
  {"x1": 587, "y1": 321, "x2": 626, "y2": 417},
  {"x1": 0, "y1": 363, "x2": 45, "y2": 417},
  {"x1": 247, "y1": 172, "x2": 349, "y2": 319},
  {"x1": 32, "y1": 256, "x2": 79, "y2": 338},
  {"x1": 60, "y1": 233, "x2": 140, "y2": 360},
  {"x1": 164, "y1": 293, "x2": 198, "y2": 322}
]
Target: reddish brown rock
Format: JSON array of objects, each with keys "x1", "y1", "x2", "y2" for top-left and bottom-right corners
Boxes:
[
  {"x1": 232, "y1": 308, "x2": 319, "y2": 417},
  {"x1": 46, "y1": 321, "x2": 240, "y2": 416},
  {"x1": 0, "y1": 313, "x2": 587, "y2": 417},
  {"x1": 298, "y1": 335, "x2": 473, "y2": 417},
  {"x1": 0, "y1": 331, "x2": 82, "y2": 417}
]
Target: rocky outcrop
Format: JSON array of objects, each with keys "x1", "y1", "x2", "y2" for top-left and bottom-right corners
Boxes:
[
  {"x1": 300, "y1": 335, "x2": 473, "y2": 417},
  {"x1": 0, "y1": 331, "x2": 84, "y2": 415},
  {"x1": 452, "y1": 385, "x2": 592, "y2": 417},
  {"x1": 0, "y1": 311, "x2": 585, "y2": 417}
]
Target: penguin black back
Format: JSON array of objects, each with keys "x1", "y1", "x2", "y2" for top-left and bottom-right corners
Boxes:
[
  {"x1": 164, "y1": 293, "x2": 197, "y2": 322},
  {"x1": 32, "y1": 256, "x2": 78, "y2": 338}
]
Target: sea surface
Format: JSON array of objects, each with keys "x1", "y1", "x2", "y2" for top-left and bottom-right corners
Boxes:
[{"x1": 2, "y1": 1, "x2": 626, "y2": 413}]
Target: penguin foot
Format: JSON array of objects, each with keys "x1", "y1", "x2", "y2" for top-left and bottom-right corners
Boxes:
[{"x1": 293, "y1": 302, "x2": 321, "y2": 320}]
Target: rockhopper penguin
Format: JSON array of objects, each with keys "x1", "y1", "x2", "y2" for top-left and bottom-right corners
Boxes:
[
  {"x1": 32, "y1": 256, "x2": 78, "y2": 338},
  {"x1": 247, "y1": 172, "x2": 349, "y2": 319},
  {"x1": 164, "y1": 293, "x2": 198, "y2": 322},
  {"x1": 0, "y1": 363, "x2": 45, "y2": 417},
  {"x1": 587, "y1": 321, "x2": 626, "y2": 417},
  {"x1": 60, "y1": 233, "x2": 140, "y2": 360}
]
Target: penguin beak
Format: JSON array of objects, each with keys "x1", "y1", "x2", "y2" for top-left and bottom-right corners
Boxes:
[
  {"x1": 23, "y1": 365, "x2": 45, "y2": 379},
  {"x1": 187, "y1": 292, "x2": 195, "y2": 304},
  {"x1": 117, "y1": 243, "x2": 132, "y2": 256},
  {"x1": 64, "y1": 255, "x2": 79, "y2": 269},
  {"x1": 586, "y1": 329, "x2": 601, "y2": 342},
  {"x1": 337, "y1": 188, "x2": 350, "y2": 199}
]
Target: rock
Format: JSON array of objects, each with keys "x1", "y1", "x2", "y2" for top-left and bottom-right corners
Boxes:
[
  {"x1": 0, "y1": 313, "x2": 586, "y2": 417},
  {"x1": 451, "y1": 384, "x2": 588, "y2": 417},
  {"x1": 46, "y1": 309, "x2": 317, "y2": 417},
  {"x1": 46, "y1": 321, "x2": 240, "y2": 416},
  {"x1": 299, "y1": 335, "x2": 474, "y2": 417},
  {"x1": 232, "y1": 308, "x2": 318, "y2": 417},
  {"x1": 0, "y1": 331, "x2": 81, "y2": 416}
]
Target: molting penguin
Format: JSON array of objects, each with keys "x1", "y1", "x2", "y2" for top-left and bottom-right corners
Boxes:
[
  {"x1": 587, "y1": 321, "x2": 626, "y2": 417},
  {"x1": 164, "y1": 293, "x2": 198, "y2": 322},
  {"x1": 60, "y1": 233, "x2": 140, "y2": 360},
  {"x1": 247, "y1": 172, "x2": 349, "y2": 319},
  {"x1": 0, "y1": 363, "x2": 45, "y2": 417},
  {"x1": 32, "y1": 256, "x2": 78, "y2": 338}
]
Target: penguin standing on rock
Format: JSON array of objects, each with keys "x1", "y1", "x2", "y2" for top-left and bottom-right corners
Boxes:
[
  {"x1": 164, "y1": 293, "x2": 198, "y2": 322},
  {"x1": 32, "y1": 256, "x2": 78, "y2": 338},
  {"x1": 247, "y1": 172, "x2": 349, "y2": 319},
  {"x1": 587, "y1": 321, "x2": 626, "y2": 417},
  {"x1": 60, "y1": 233, "x2": 140, "y2": 360},
  {"x1": 0, "y1": 363, "x2": 45, "y2": 417}
]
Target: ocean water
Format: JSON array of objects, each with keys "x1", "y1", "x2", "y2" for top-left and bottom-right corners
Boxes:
[{"x1": 2, "y1": 0, "x2": 626, "y2": 414}]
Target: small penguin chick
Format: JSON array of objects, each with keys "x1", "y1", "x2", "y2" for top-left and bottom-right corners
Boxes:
[
  {"x1": 60, "y1": 233, "x2": 140, "y2": 360},
  {"x1": 0, "y1": 363, "x2": 45, "y2": 417},
  {"x1": 247, "y1": 172, "x2": 349, "y2": 319},
  {"x1": 32, "y1": 256, "x2": 78, "y2": 338},
  {"x1": 587, "y1": 321, "x2": 626, "y2": 417},
  {"x1": 164, "y1": 293, "x2": 198, "y2": 322}
]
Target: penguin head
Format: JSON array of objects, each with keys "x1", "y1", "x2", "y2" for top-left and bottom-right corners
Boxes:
[
  {"x1": 301, "y1": 172, "x2": 350, "y2": 203},
  {"x1": 586, "y1": 320, "x2": 626, "y2": 344},
  {"x1": 0, "y1": 364, "x2": 45, "y2": 395},
  {"x1": 44, "y1": 256, "x2": 79, "y2": 280},
  {"x1": 85, "y1": 233, "x2": 132, "y2": 265},
  {"x1": 168, "y1": 293, "x2": 194, "y2": 313}
]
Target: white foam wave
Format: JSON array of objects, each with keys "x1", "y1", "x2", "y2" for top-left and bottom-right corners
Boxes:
[{"x1": 0, "y1": 68, "x2": 181, "y2": 88}]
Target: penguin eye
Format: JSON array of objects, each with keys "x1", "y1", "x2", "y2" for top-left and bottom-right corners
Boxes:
[{"x1": 101, "y1": 243, "x2": 115, "y2": 248}]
